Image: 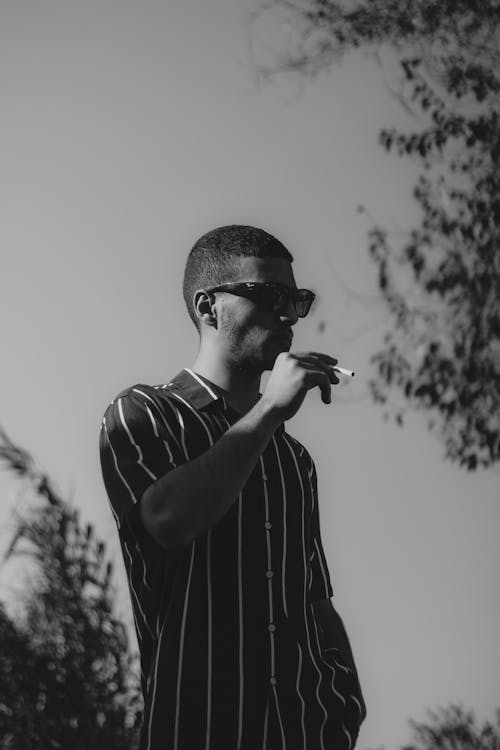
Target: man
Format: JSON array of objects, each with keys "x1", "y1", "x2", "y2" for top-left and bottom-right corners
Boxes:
[{"x1": 99, "y1": 225, "x2": 366, "y2": 749}]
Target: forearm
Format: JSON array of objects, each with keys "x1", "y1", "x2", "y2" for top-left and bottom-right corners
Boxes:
[{"x1": 141, "y1": 398, "x2": 281, "y2": 549}]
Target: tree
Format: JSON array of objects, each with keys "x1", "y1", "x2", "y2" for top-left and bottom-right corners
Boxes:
[
  {"x1": 365, "y1": 705, "x2": 500, "y2": 750},
  {"x1": 250, "y1": 0, "x2": 500, "y2": 470},
  {"x1": 0, "y1": 425, "x2": 142, "y2": 748},
  {"x1": 0, "y1": 600, "x2": 50, "y2": 748},
  {"x1": 401, "y1": 704, "x2": 500, "y2": 750}
]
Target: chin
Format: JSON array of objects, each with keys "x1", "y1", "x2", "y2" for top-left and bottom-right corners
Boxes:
[
  {"x1": 263, "y1": 347, "x2": 284, "y2": 369},
  {"x1": 273, "y1": 338, "x2": 291, "y2": 351}
]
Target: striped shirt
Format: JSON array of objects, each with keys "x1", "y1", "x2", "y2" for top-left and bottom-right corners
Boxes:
[{"x1": 99, "y1": 367, "x2": 358, "y2": 750}]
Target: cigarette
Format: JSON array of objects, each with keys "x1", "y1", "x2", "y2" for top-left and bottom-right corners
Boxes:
[{"x1": 333, "y1": 366, "x2": 355, "y2": 377}]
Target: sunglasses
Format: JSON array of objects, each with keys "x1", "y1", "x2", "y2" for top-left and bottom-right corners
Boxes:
[{"x1": 205, "y1": 281, "x2": 315, "y2": 318}]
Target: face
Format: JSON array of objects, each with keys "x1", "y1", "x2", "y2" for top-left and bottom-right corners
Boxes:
[{"x1": 199, "y1": 256, "x2": 300, "y2": 374}]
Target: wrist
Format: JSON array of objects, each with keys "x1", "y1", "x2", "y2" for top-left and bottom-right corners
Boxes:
[{"x1": 251, "y1": 396, "x2": 283, "y2": 432}]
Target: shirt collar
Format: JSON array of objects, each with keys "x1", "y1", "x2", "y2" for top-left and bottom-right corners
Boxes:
[
  {"x1": 167, "y1": 367, "x2": 224, "y2": 410},
  {"x1": 166, "y1": 367, "x2": 284, "y2": 433}
]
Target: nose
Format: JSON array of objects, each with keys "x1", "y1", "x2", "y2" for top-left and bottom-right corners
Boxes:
[{"x1": 280, "y1": 296, "x2": 299, "y2": 326}]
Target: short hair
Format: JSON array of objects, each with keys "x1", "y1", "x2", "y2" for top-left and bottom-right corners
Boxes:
[{"x1": 182, "y1": 225, "x2": 294, "y2": 334}]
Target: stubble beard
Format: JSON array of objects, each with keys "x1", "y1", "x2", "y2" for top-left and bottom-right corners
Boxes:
[{"x1": 220, "y1": 316, "x2": 270, "y2": 376}]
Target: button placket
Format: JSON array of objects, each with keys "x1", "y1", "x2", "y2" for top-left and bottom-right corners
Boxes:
[{"x1": 261, "y1": 459, "x2": 277, "y2": 685}]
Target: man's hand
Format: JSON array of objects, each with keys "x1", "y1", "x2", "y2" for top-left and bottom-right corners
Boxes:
[{"x1": 261, "y1": 351, "x2": 340, "y2": 423}]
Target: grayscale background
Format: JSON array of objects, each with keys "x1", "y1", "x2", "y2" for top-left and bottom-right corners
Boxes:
[{"x1": 1, "y1": 2, "x2": 499, "y2": 748}]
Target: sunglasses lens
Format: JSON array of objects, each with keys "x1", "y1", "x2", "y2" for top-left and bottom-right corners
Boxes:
[
  {"x1": 295, "y1": 291, "x2": 313, "y2": 317},
  {"x1": 271, "y1": 288, "x2": 313, "y2": 317},
  {"x1": 295, "y1": 299, "x2": 306, "y2": 317},
  {"x1": 248, "y1": 284, "x2": 313, "y2": 317}
]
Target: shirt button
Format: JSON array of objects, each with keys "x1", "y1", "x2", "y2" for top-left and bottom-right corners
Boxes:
[
  {"x1": 268, "y1": 624, "x2": 276, "y2": 632},
  {"x1": 266, "y1": 571, "x2": 273, "y2": 578},
  {"x1": 270, "y1": 677, "x2": 277, "y2": 685},
  {"x1": 265, "y1": 522, "x2": 272, "y2": 529}
]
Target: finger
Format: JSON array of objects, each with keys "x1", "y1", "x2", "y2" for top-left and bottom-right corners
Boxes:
[
  {"x1": 306, "y1": 351, "x2": 338, "y2": 361},
  {"x1": 300, "y1": 367, "x2": 332, "y2": 403},
  {"x1": 309, "y1": 353, "x2": 338, "y2": 365},
  {"x1": 297, "y1": 359, "x2": 340, "y2": 385},
  {"x1": 328, "y1": 369, "x2": 340, "y2": 385},
  {"x1": 294, "y1": 352, "x2": 338, "y2": 365},
  {"x1": 321, "y1": 372, "x2": 332, "y2": 403}
]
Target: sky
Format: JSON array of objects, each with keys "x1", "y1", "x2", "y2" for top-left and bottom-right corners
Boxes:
[{"x1": 1, "y1": 1, "x2": 499, "y2": 748}]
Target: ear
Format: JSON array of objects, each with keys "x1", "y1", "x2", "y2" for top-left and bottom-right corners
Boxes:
[{"x1": 193, "y1": 290, "x2": 217, "y2": 327}]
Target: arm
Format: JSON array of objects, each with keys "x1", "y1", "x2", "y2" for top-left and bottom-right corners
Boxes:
[
  {"x1": 141, "y1": 398, "x2": 281, "y2": 550},
  {"x1": 313, "y1": 598, "x2": 367, "y2": 722}
]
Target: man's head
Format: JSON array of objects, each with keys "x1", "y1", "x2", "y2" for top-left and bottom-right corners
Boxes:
[{"x1": 183, "y1": 224, "x2": 312, "y2": 374}]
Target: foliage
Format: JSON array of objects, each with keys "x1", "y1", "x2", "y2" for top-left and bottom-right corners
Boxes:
[
  {"x1": 0, "y1": 426, "x2": 142, "y2": 749},
  {"x1": 402, "y1": 704, "x2": 500, "y2": 750},
  {"x1": 251, "y1": 0, "x2": 500, "y2": 469},
  {"x1": 365, "y1": 705, "x2": 500, "y2": 750}
]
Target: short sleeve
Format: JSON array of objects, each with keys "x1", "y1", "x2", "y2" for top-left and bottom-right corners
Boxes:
[
  {"x1": 308, "y1": 460, "x2": 334, "y2": 603},
  {"x1": 99, "y1": 386, "x2": 187, "y2": 530}
]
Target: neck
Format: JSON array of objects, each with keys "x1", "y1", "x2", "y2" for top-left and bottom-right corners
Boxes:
[{"x1": 190, "y1": 353, "x2": 262, "y2": 416}]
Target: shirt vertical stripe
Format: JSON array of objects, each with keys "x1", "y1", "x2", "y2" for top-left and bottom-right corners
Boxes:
[
  {"x1": 173, "y1": 543, "x2": 197, "y2": 750},
  {"x1": 205, "y1": 531, "x2": 213, "y2": 750}
]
